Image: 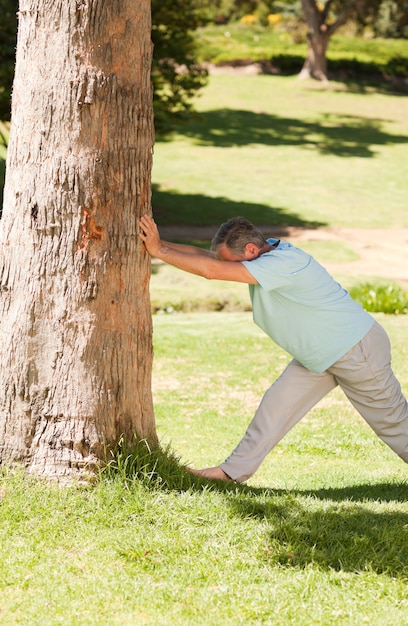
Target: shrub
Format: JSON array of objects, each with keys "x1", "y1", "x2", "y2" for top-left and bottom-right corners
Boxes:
[
  {"x1": 349, "y1": 282, "x2": 408, "y2": 315},
  {"x1": 267, "y1": 53, "x2": 305, "y2": 74},
  {"x1": 385, "y1": 55, "x2": 408, "y2": 77}
]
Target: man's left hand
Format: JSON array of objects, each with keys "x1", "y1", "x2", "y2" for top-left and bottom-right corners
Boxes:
[{"x1": 139, "y1": 214, "x2": 161, "y2": 256}]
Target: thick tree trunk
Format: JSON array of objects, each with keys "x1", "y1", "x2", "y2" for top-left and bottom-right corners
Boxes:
[{"x1": 0, "y1": 0, "x2": 157, "y2": 479}]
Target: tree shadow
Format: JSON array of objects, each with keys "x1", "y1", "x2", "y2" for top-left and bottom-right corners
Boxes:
[
  {"x1": 294, "y1": 481, "x2": 408, "y2": 504},
  {"x1": 165, "y1": 109, "x2": 408, "y2": 157},
  {"x1": 319, "y1": 78, "x2": 408, "y2": 98},
  {"x1": 152, "y1": 185, "x2": 326, "y2": 230},
  {"x1": 226, "y1": 480, "x2": 408, "y2": 578},
  {"x1": 104, "y1": 439, "x2": 408, "y2": 578}
]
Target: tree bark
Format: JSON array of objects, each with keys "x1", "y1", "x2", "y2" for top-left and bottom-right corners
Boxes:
[
  {"x1": 299, "y1": 0, "x2": 352, "y2": 82},
  {"x1": 0, "y1": 0, "x2": 157, "y2": 479},
  {"x1": 298, "y1": 29, "x2": 331, "y2": 82}
]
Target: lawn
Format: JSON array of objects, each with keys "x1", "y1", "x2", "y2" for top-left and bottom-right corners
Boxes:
[
  {"x1": 152, "y1": 73, "x2": 408, "y2": 229},
  {"x1": 1, "y1": 312, "x2": 407, "y2": 625}
]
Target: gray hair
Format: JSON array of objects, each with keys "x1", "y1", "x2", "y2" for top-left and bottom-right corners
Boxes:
[{"x1": 211, "y1": 217, "x2": 267, "y2": 256}]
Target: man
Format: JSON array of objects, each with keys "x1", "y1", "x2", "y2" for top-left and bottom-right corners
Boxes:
[{"x1": 139, "y1": 214, "x2": 408, "y2": 482}]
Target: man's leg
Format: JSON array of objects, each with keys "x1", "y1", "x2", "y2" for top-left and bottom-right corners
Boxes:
[
  {"x1": 219, "y1": 359, "x2": 337, "y2": 482},
  {"x1": 329, "y1": 321, "x2": 408, "y2": 463}
]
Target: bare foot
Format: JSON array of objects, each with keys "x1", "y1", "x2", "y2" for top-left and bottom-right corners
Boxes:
[{"x1": 185, "y1": 465, "x2": 234, "y2": 482}]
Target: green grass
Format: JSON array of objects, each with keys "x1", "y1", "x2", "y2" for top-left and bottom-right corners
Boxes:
[
  {"x1": 150, "y1": 261, "x2": 250, "y2": 313},
  {"x1": 153, "y1": 73, "x2": 408, "y2": 229},
  {"x1": 1, "y1": 312, "x2": 408, "y2": 625}
]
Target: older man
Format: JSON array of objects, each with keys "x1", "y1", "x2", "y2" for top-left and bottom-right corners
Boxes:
[{"x1": 139, "y1": 214, "x2": 408, "y2": 482}]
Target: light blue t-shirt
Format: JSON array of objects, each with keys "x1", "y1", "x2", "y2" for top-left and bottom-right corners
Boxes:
[{"x1": 242, "y1": 239, "x2": 374, "y2": 373}]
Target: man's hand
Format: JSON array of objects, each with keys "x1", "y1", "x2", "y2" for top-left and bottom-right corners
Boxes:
[
  {"x1": 139, "y1": 213, "x2": 257, "y2": 284},
  {"x1": 139, "y1": 214, "x2": 162, "y2": 256}
]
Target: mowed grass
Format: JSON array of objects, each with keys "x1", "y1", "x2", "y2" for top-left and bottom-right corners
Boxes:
[
  {"x1": 1, "y1": 312, "x2": 408, "y2": 625},
  {"x1": 152, "y1": 73, "x2": 408, "y2": 229}
]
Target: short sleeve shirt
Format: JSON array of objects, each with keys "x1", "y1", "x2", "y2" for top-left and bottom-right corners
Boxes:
[{"x1": 242, "y1": 239, "x2": 374, "y2": 373}]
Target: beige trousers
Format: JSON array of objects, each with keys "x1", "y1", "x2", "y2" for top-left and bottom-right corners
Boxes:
[{"x1": 220, "y1": 321, "x2": 408, "y2": 482}]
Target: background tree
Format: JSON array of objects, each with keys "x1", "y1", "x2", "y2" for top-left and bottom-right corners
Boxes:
[
  {"x1": 299, "y1": 0, "x2": 382, "y2": 81},
  {"x1": 0, "y1": 0, "x2": 17, "y2": 121},
  {"x1": 0, "y1": 0, "x2": 156, "y2": 479}
]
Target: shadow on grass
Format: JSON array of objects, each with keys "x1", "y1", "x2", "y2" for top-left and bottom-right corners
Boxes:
[
  {"x1": 152, "y1": 185, "x2": 326, "y2": 229},
  {"x1": 161, "y1": 109, "x2": 408, "y2": 157},
  {"x1": 102, "y1": 439, "x2": 408, "y2": 579},
  {"x1": 322, "y1": 77, "x2": 408, "y2": 97},
  {"x1": 229, "y1": 487, "x2": 408, "y2": 577}
]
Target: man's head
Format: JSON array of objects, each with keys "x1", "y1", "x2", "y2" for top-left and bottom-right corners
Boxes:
[{"x1": 211, "y1": 217, "x2": 267, "y2": 261}]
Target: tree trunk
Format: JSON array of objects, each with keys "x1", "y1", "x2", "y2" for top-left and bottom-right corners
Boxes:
[
  {"x1": 298, "y1": 29, "x2": 330, "y2": 82},
  {"x1": 299, "y1": 0, "x2": 353, "y2": 82},
  {"x1": 299, "y1": 0, "x2": 332, "y2": 82},
  {"x1": 0, "y1": 0, "x2": 157, "y2": 479}
]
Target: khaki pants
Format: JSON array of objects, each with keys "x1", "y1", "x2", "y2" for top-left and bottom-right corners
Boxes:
[{"x1": 221, "y1": 321, "x2": 408, "y2": 482}]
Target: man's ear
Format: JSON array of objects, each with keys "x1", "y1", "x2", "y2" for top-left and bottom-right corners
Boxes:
[{"x1": 245, "y1": 242, "x2": 257, "y2": 255}]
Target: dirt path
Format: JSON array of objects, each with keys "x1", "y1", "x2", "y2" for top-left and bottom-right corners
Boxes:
[{"x1": 159, "y1": 225, "x2": 408, "y2": 284}]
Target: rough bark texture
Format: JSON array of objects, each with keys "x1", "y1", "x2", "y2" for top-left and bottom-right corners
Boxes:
[{"x1": 0, "y1": 0, "x2": 157, "y2": 479}]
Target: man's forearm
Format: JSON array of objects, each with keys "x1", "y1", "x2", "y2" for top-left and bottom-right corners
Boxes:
[
  {"x1": 154, "y1": 243, "x2": 215, "y2": 278},
  {"x1": 162, "y1": 241, "x2": 214, "y2": 257}
]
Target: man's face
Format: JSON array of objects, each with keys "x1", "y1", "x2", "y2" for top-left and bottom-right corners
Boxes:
[{"x1": 216, "y1": 242, "x2": 261, "y2": 262}]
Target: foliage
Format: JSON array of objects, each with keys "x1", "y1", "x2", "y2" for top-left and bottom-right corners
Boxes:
[
  {"x1": 204, "y1": 0, "x2": 261, "y2": 24},
  {"x1": 195, "y1": 22, "x2": 408, "y2": 79},
  {"x1": 205, "y1": 0, "x2": 303, "y2": 24},
  {"x1": 349, "y1": 282, "x2": 408, "y2": 315},
  {"x1": 0, "y1": 0, "x2": 17, "y2": 121},
  {"x1": 0, "y1": 0, "x2": 211, "y2": 133},
  {"x1": 374, "y1": 0, "x2": 408, "y2": 38},
  {"x1": 210, "y1": 1, "x2": 397, "y2": 80},
  {"x1": 151, "y1": 0, "x2": 213, "y2": 133}
]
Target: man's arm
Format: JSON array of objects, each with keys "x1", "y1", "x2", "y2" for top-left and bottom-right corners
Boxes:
[
  {"x1": 161, "y1": 240, "x2": 215, "y2": 257},
  {"x1": 139, "y1": 214, "x2": 257, "y2": 284}
]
